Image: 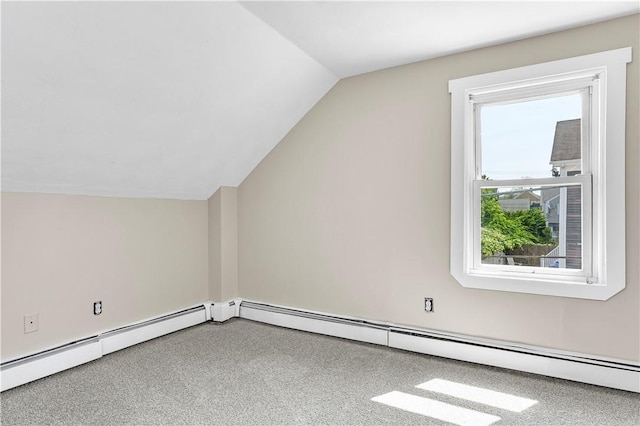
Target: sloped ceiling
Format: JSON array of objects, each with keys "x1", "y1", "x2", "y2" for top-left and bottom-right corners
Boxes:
[
  {"x1": 1, "y1": 1, "x2": 337, "y2": 200},
  {"x1": 242, "y1": 1, "x2": 640, "y2": 78},
  {"x1": 2, "y1": 1, "x2": 638, "y2": 200}
]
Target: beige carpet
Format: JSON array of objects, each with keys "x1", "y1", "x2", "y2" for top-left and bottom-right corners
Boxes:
[{"x1": 1, "y1": 318, "x2": 638, "y2": 425}]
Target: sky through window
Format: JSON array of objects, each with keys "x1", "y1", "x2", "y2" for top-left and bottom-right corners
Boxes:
[{"x1": 481, "y1": 94, "x2": 581, "y2": 180}]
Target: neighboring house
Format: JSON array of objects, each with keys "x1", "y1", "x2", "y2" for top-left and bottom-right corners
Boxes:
[
  {"x1": 541, "y1": 186, "x2": 560, "y2": 238},
  {"x1": 544, "y1": 118, "x2": 582, "y2": 269},
  {"x1": 498, "y1": 190, "x2": 541, "y2": 212},
  {"x1": 498, "y1": 198, "x2": 530, "y2": 212},
  {"x1": 515, "y1": 190, "x2": 541, "y2": 205}
]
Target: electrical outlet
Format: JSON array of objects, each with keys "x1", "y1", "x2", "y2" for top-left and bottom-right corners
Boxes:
[
  {"x1": 24, "y1": 313, "x2": 39, "y2": 333},
  {"x1": 94, "y1": 301, "x2": 102, "y2": 315},
  {"x1": 424, "y1": 298, "x2": 434, "y2": 313}
]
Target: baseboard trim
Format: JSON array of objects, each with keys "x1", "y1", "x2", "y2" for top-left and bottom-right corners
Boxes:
[
  {"x1": 239, "y1": 300, "x2": 640, "y2": 393},
  {"x1": 1, "y1": 304, "x2": 209, "y2": 392}
]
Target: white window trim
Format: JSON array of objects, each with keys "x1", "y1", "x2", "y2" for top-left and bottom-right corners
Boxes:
[{"x1": 449, "y1": 47, "x2": 631, "y2": 300}]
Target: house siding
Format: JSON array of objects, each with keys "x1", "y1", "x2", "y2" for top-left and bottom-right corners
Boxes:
[{"x1": 566, "y1": 185, "x2": 582, "y2": 269}]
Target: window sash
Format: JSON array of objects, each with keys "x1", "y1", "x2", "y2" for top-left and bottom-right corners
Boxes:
[
  {"x1": 471, "y1": 175, "x2": 593, "y2": 281},
  {"x1": 473, "y1": 86, "x2": 596, "y2": 180},
  {"x1": 468, "y1": 76, "x2": 598, "y2": 283},
  {"x1": 467, "y1": 69, "x2": 602, "y2": 105}
]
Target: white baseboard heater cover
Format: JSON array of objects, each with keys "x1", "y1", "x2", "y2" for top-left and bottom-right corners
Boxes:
[
  {"x1": 212, "y1": 299, "x2": 240, "y2": 323},
  {"x1": 101, "y1": 307, "x2": 206, "y2": 355},
  {"x1": 0, "y1": 339, "x2": 102, "y2": 392},
  {"x1": 2, "y1": 300, "x2": 638, "y2": 394},
  {"x1": 388, "y1": 327, "x2": 639, "y2": 393},
  {"x1": 239, "y1": 300, "x2": 640, "y2": 393},
  {"x1": 240, "y1": 301, "x2": 389, "y2": 346},
  {"x1": 1, "y1": 305, "x2": 208, "y2": 392}
]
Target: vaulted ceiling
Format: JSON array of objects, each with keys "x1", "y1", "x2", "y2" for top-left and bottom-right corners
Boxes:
[{"x1": 2, "y1": 1, "x2": 638, "y2": 200}]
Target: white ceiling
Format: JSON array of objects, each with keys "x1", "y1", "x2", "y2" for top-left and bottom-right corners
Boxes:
[
  {"x1": 242, "y1": 1, "x2": 640, "y2": 78},
  {"x1": 2, "y1": 1, "x2": 638, "y2": 200}
]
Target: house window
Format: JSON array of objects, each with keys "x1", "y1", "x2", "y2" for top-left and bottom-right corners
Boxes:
[{"x1": 449, "y1": 47, "x2": 631, "y2": 300}]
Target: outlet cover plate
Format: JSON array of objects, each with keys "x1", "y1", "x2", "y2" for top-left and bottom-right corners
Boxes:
[
  {"x1": 424, "y1": 298, "x2": 434, "y2": 313},
  {"x1": 24, "y1": 313, "x2": 39, "y2": 333}
]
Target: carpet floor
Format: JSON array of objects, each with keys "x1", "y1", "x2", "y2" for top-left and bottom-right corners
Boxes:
[{"x1": 1, "y1": 318, "x2": 638, "y2": 425}]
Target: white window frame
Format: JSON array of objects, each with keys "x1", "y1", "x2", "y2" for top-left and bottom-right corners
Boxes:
[{"x1": 449, "y1": 47, "x2": 631, "y2": 300}]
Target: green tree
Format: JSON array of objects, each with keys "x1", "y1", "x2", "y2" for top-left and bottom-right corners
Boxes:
[
  {"x1": 480, "y1": 194, "x2": 537, "y2": 256},
  {"x1": 479, "y1": 180, "x2": 553, "y2": 257},
  {"x1": 506, "y1": 209, "x2": 553, "y2": 244}
]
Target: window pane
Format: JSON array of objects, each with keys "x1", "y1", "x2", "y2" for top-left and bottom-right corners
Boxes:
[
  {"x1": 480, "y1": 185, "x2": 582, "y2": 270},
  {"x1": 480, "y1": 94, "x2": 582, "y2": 180}
]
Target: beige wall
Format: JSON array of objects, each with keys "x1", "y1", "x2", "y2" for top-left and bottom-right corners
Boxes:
[
  {"x1": 238, "y1": 15, "x2": 640, "y2": 362},
  {"x1": 1, "y1": 192, "x2": 208, "y2": 361},
  {"x1": 1, "y1": 15, "x2": 637, "y2": 365},
  {"x1": 208, "y1": 186, "x2": 238, "y2": 301},
  {"x1": 208, "y1": 189, "x2": 222, "y2": 301}
]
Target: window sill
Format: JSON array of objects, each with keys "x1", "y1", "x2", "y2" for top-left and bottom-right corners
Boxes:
[{"x1": 452, "y1": 268, "x2": 624, "y2": 300}]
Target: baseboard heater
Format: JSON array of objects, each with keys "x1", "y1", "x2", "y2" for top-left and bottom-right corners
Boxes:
[
  {"x1": 0, "y1": 305, "x2": 207, "y2": 392},
  {"x1": 100, "y1": 306, "x2": 206, "y2": 355},
  {"x1": 240, "y1": 301, "x2": 389, "y2": 346},
  {"x1": 239, "y1": 300, "x2": 640, "y2": 393},
  {"x1": 3, "y1": 300, "x2": 638, "y2": 393}
]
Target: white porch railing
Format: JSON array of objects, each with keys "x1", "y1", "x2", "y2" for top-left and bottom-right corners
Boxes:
[{"x1": 540, "y1": 245, "x2": 560, "y2": 267}]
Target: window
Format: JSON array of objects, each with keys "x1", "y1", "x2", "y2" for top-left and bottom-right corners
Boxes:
[{"x1": 449, "y1": 48, "x2": 631, "y2": 300}]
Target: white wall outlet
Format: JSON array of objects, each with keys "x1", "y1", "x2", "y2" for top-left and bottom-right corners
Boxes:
[
  {"x1": 24, "y1": 313, "x2": 39, "y2": 333},
  {"x1": 94, "y1": 301, "x2": 102, "y2": 315},
  {"x1": 424, "y1": 298, "x2": 434, "y2": 313}
]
